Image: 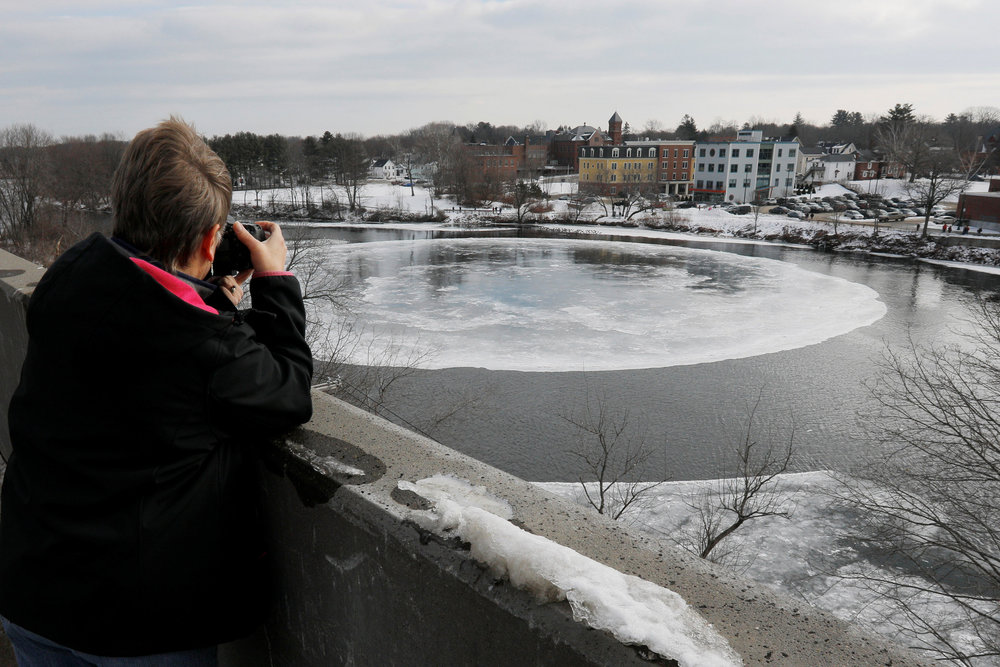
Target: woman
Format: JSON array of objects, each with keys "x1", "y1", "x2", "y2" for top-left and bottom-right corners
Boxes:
[{"x1": 0, "y1": 117, "x2": 313, "y2": 665}]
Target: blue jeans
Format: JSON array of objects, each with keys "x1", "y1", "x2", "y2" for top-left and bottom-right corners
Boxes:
[{"x1": 1, "y1": 617, "x2": 217, "y2": 667}]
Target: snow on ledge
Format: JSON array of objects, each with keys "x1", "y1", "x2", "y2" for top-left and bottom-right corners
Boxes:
[{"x1": 398, "y1": 475, "x2": 742, "y2": 667}]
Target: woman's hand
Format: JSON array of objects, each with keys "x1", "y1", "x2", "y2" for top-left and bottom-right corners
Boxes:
[
  {"x1": 234, "y1": 221, "x2": 287, "y2": 274},
  {"x1": 214, "y1": 273, "x2": 245, "y2": 307}
]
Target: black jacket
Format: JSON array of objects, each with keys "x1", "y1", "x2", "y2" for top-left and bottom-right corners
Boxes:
[{"x1": 0, "y1": 233, "x2": 313, "y2": 655}]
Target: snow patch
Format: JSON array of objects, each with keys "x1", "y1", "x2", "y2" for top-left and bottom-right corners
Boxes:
[{"x1": 399, "y1": 475, "x2": 742, "y2": 667}]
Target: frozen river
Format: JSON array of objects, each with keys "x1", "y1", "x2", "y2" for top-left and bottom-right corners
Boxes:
[{"x1": 302, "y1": 225, "x2": 1000, "y2": 481}]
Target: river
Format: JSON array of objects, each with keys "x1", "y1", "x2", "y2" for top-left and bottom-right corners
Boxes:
[{"x1": 295, "y1": 224, "x2": 1000, "y2": 482}]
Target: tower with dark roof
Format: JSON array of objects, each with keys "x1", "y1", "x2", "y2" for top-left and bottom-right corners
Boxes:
[{"x1": 609, "y1": 112, "x2": 623, "y2": 145}]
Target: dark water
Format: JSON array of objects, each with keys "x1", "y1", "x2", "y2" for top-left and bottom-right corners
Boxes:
[{"x1": 297, "y1": 224, "x2": 1000, "y2": 482}]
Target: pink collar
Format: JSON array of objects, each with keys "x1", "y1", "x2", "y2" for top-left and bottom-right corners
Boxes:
[{"x1": 130, "y1": 257, "x2": 219, "y2": 315}]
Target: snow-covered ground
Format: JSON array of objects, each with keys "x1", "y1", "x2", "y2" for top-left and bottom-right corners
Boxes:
[
  {"x1": 540, "y1": 473, "x2": 981, "y2": 664},
  {"x1": 402, "y1": 475, "x2": 741, "y2": 667},
  {"x1": 399, "y1": 470, "x2": 974, "y2": 663}
]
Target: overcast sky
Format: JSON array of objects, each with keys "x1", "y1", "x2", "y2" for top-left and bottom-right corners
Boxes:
[{"x1": 2, "y1": 0, "x2": 997, "y2": 140}]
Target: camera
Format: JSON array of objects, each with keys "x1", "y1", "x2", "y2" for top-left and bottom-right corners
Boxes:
[{"x1": 213, "y1": 222, "x2": 266, "y2": 276}]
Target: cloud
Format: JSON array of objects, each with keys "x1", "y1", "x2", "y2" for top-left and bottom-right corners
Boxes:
[{"x1": 0, "y1": 0, "x2": 996, "y2": 137}]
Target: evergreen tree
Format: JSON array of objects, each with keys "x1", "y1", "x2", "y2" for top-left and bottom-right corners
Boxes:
[
  {"x1": 884, "y1": 103, "x2": 916, "y2": 128},
  {"x1": 676, "y1": 114, "x2": 699, "y2": 140}
]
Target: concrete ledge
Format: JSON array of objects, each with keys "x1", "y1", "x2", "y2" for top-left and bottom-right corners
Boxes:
[
  {"x1": 0, "y1": 249, "x2": 46, "y2": 461},
  {"x1": 0, "y1": 246, "x2": 931, "y2": 666}
]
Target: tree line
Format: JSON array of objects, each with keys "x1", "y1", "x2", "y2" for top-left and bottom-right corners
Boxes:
[{"x1": 2, "y1": 104, "x2": 998, "y2": 262}]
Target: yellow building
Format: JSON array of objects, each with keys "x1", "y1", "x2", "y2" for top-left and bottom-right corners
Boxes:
[{"x1": 578, "y1": 144, "x2": 659, "y2": 196}]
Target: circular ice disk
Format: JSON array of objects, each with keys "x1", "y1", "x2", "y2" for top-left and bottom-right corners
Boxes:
[{"x1": 318, "y1": 238, "x2": 886, "y2": 371}]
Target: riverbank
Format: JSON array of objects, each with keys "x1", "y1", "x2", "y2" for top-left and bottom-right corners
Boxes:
[{"x1": 230, "y1": 178, "x2": 1000, "y2": 269}]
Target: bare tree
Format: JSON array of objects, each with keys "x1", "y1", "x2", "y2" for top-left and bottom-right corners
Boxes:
[
  {"x1": 280, "y1": 228, "x2": 438, "y2": 418},
  {"x1": 562, "y1": 385, "x2": 666, "y2": 520},
  {"x1": 836, "y1": 299, "x2": 1000, "y2": 664},
  {"x1": 508, "y1": 178, "x2": 542, "y2": 224},
  {"x1": 874, "y1": 116, "x2": 934, "y2": 184},
  {"x1": 687, "y1": 391, "x2": 795, "y2": 564},
  {"x1": 905, "y1": 148, "x2": 974, "y2": 238},
  {"x1": 336, "y1": 135, "x2": 369, "y2": 213},
  {"x1": 0, "y1": 124, "x2": 53, "y2": 249}
]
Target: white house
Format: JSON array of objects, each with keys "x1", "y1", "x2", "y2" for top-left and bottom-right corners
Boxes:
[
  {"x1": 816, "y1": 154, "x2": 857, "y2": 184},
  {"x1": 369, "y1": 158, "x2": 397, "y2": 180}
]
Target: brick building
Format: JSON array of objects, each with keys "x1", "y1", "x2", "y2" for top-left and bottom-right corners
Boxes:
[{"x1": 957, "y1": 178, "x2": 1000, "y2": 230}]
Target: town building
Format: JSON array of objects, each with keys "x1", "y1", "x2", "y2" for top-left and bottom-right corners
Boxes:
[
  {"x1": 549, "y1": 124, "x2": 610, "y2": 171},
  {"x1": 578, "y1": 142, "x2": 658, "y2": 197},
  {"x1": 692, "y1": 130, "x2": 799, "y2": 203},
  {"x1": 462, "y1": 135, "x2": 549, "y2": 184},
  {"x1": 577, "y1": 113, "x2": 694, "y2": 198},
  {"x1": 956, "y1": 177, "x2": 1000, "y2": 231},
  {"x1": 852, "y1": 152, "x2": 906, "y2": 181}
]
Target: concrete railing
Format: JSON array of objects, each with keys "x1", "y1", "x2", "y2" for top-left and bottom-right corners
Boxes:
[{"x1": 0, "y1": 246, "x2": 930, "y2": 666}]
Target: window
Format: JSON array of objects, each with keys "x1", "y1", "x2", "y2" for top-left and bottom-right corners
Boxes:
[
  {"x1": 672, "y1": 172, "x2": 677, "y2": 180},
  {"x1": 699, "y1": 148, "x2": 706, "y2": 157},
  {"x1": 746, "y1": 149, "x2": 755, "y2": 158},
  {"x1": 612, "y1": 163, "x2": 617, "y2": 170},
  {"x1": 785, "y1": 178, "x2": 793, "y2": 187},
  {"x1": 708, "y1": 164, "x2": 714, "y2": 172},
  {"x1": 730, "y1": 164, "x2": 738, "y2": 173},
  {"x1": 696, "y1": 180, "x2": 704, "y2": 188},
  {"x1": 732, "y1": 149, "x2": 740, "y2": 158},
  {"x1": 777, "y1": 148, "x2": 783, "y2": 157},
  {"x1": 611, "y1": 174, "x2": 617, "y2": 182},
  {"x1": 681, "y1": 172, "x2": 687, "y2": 179},
  {"x1": 612, "y1": 148, "x2": 619, "y2": 157},
  {"x1": 745, "y1": 164, "x2": 752, "y2": 172},
  {"x1": 743, "y1": 179, "x2": 750, "y2": 187},
  {"x1": 611, "y1": 186, "x2": 616, "y2": 194},
  {"x1": 787, "y1": 164, "x2": 794, "y2": 171},
  {"x1": 716, "y1": 181, "x2": 723, "y2": 189},
  {"x1": 719, "y1": 149, "x2": 726, "y2": 158},
  {"x1": 673, "y1": 148, "x2": 679, "y2": 157},
  {"x1": 729, "y1": 179, "x2": 737, "y2": 187},
  {"x1": 774, "y1": 178, "x2": 779, "y2": 186},
  {"x1": 682, "y1": 161, "x2": 688, "y2": 169},
  {"x1": 698, "y1": 164, "x2": 704, "y2": 172},
  {"x1": 626, "y1": 148, "x2": 632, "y2": 157},
  {"x1": 789, "y1": 148, "x2": 796, "y2": 157},
  {"x1": 662, "y1": 161, "x2": 668, "y2": 169},
  {"x1": 684, "y1": 149, "x2": 690, "y2": 158},
  {"x1": 624, "y1": 162, "x2": 630, "y2": 170},
  {"x1": 649, "y1": 148, "x2": 655, "y2": 158}
]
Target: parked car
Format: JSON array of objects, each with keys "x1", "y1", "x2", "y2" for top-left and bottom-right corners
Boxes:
[
  {"x1": 843, "y1": 210, "x2": 864, "y2": 220},
  {"x1": 770, "y1": 205, "x2": 789, "y2": 214},
  {"x1": 787, "y1": 210, "x2": 804, "y2": 219}
]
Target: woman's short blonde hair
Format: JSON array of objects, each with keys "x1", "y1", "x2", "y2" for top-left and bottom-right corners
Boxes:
[{"x1": 111, "y1": 116, "x2": 232, "y2": 271}]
